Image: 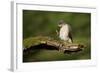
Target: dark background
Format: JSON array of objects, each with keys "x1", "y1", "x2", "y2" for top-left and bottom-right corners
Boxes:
[{"x1": 23, "y1": 10, "x2": 91, "y2": 62}]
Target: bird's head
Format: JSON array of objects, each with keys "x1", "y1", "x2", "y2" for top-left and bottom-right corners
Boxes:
[{"x1": 58, "y1": 20, "x2": 66, "y2": 27}]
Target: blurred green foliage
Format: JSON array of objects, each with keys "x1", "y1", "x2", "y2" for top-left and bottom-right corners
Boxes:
[{"x1": 23, "y1": 10, "x2": 91, "y2": 62}]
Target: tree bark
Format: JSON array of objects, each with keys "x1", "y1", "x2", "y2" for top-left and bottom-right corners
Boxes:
[{"x1": 24, "y1": 40, "x2": 84, "y2": 54}]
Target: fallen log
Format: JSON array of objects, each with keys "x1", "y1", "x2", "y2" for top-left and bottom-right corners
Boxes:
[{"x1": 23, "y1": 36, "x2": 85, "y2": 54}]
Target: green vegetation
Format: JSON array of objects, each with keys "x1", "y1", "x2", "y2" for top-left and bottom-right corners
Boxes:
[
  {"x1": 23, "y1": 10, "x2": 91, "y2": 62},
  {"x1": 23, "y1": 36, "x2": 53, "y2": 49}
]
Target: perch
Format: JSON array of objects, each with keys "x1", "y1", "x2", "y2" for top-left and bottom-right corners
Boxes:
[{"x1": 23, "y1": 36, "x2": 85, "y2": 54}]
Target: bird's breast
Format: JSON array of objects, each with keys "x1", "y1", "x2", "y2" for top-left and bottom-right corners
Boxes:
[{"x1": 59, "y1": 24, "x2": 69, "y2": 40}]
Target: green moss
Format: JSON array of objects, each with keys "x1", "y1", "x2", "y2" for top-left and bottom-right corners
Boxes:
[{"x1": 23, "y1": 36, "x2": 60, "y2": 49}]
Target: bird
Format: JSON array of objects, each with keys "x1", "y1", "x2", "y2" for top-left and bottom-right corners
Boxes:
[{"x1": 56, "y1": 20, "x2": 73, "y2": 43}]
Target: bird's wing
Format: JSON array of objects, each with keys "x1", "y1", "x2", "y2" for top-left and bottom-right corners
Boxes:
[
  {"x1": 68, "y1": 25, "x2": 73, "y2": 43},
  {"x1": 68, "y1": 31, "x2": 73, "y2": 43}
]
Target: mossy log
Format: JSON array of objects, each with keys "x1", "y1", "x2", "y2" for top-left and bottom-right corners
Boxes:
[{"x1": 23, "y1": 36, "x2": 84, "y2": 54}]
